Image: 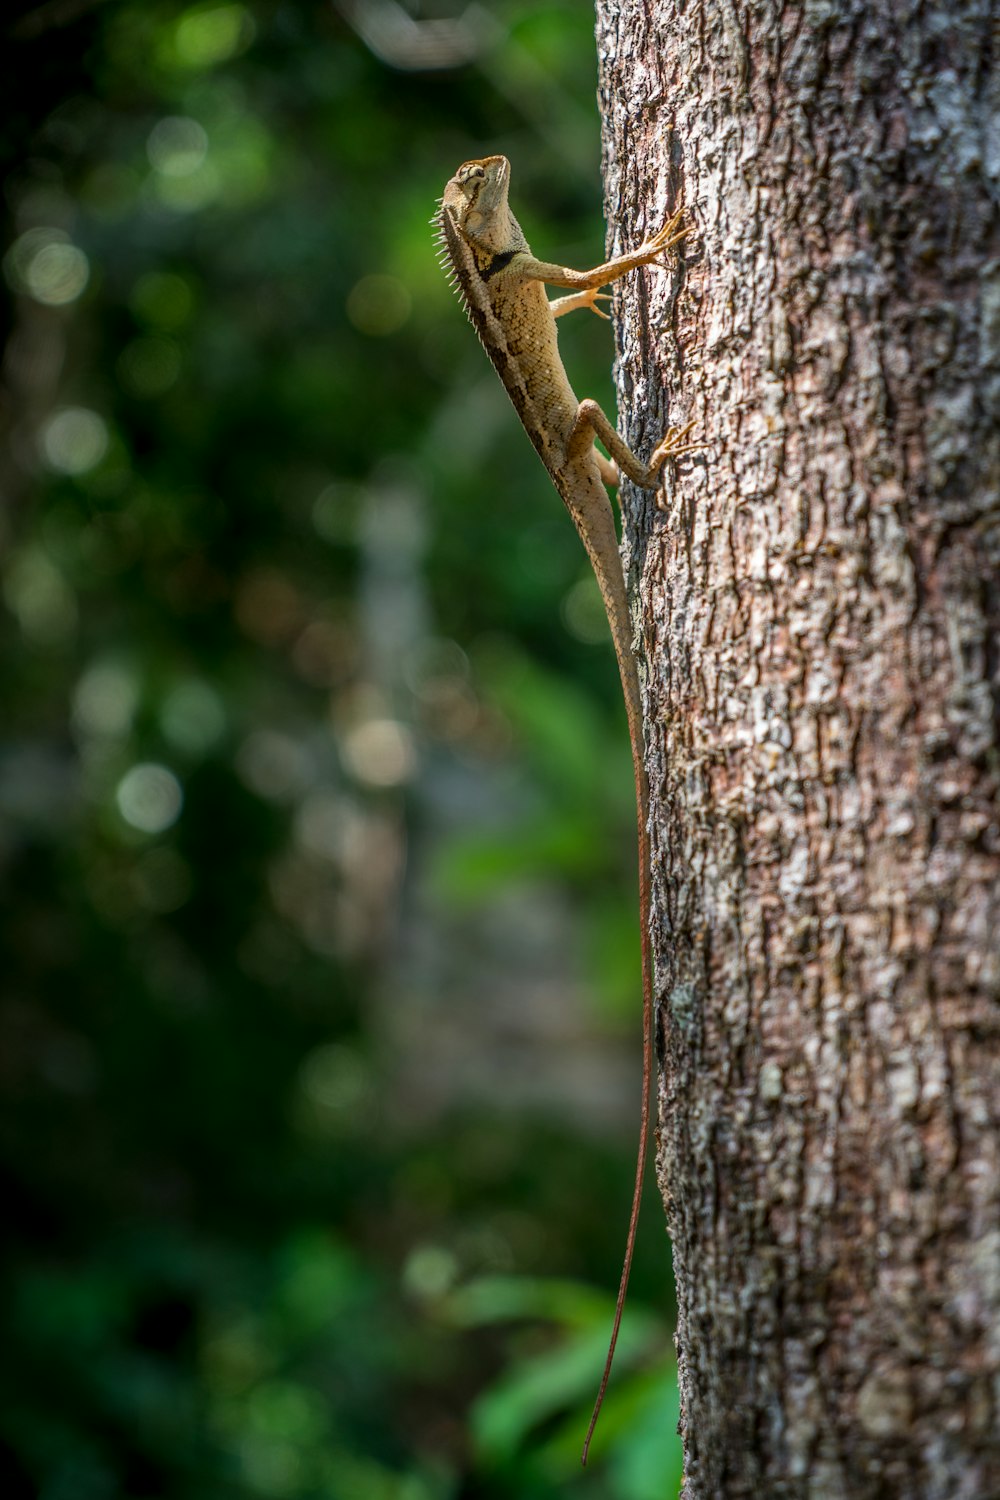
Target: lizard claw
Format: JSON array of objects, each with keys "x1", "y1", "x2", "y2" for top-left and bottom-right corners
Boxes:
[
  {"x1": 548, "y1": 287, "x2": 613, "y2": 321},
  {"x1": 642, "y1": 206, "x2": 687, "y2": 260},
  {"x1": 651, "y1": 422, "x2": 705, "y2": 508},
  {"x1": 651, "y1": 420, "x2": 699, "y2": 462},
  {"x1": 652, "y1": 421, "x2": 705, "y2": 466}
]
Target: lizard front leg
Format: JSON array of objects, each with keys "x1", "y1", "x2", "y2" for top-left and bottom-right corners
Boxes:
[
  {"x1": 549, "y1": 288, "x2": 611, "y2": 320},
  {"x1": 567, "y1": 398, "x2": 699, "y2": 492},
  {"x1": 514, "y1": 206, "x2": 687, "y2": 293}
]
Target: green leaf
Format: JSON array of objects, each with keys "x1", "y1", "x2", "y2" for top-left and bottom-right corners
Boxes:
[{"x1": 470, "y1": 1317, "x2": 651, "y2": 1465}]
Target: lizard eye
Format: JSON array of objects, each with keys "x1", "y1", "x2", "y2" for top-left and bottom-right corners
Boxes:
[{"x1": 460, "y1": 163, "x2": 485, "y2": 183}]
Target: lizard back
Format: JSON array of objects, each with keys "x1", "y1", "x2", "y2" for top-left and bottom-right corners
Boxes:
[{"x1": 434, "y1": 201, "x2": 581, "y2": 474}]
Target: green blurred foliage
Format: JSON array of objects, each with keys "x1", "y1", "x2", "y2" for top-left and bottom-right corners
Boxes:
[{"x1": 0, "y1": 2, "x2": 681, "y2": 1496}]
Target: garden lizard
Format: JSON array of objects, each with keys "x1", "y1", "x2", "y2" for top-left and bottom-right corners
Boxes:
[{"x1": 435, "y1": 155, "x2": 695, "y2": 1464}]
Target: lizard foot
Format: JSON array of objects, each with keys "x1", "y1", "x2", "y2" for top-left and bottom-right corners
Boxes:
[
  {"x1": 581, "y1": 289, "x2": 612, "y2": 320},
  {"x1": 643, "y1": 206, "x2": 687, "y2": 260},
  {"x1": 651, "y1": 421, "x2": 700, "y2": 465},
  {"x1": 549, "y1": 287, "x2": 613, "y2": 320},
  {"x1": 650, "y1": 422, "x2": 704, "y2": 507}
]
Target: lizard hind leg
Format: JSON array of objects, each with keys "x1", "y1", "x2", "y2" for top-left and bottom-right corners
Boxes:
[{"x1": 568, "y1": 398, "x2": 698, "y2": 492}]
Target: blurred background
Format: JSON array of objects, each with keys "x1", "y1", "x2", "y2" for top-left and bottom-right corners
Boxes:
[{"x1": 0, "y1": 2, "x2": 681, "y2": 1496}]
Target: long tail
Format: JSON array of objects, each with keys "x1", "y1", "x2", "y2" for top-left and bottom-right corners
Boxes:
[
  {"x1": 563, "y1": 474, "x2": 655, "y2": 1466},
  {"x1": 581, "y1": 752, "x2": 652, "y2": 1465}
]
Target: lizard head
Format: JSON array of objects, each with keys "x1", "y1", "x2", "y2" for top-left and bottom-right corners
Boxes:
[{"x1": 440, "y1": 155, "x2": 525, "y2": 254}]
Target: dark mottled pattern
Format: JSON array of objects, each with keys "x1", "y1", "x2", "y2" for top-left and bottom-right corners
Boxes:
[{"x1": 481, "y1": 249, "x2": 518, "y2": 280}]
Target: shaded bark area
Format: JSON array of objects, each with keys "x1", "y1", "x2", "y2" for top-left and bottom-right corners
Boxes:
[{"x1": 595, "y1": 2, "x2": 1000, "y2": 1496}]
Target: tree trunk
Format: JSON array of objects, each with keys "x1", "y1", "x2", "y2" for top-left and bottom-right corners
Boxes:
[{"x1": 595, "y1": 2, "x2": 1000, "y2": 1495}]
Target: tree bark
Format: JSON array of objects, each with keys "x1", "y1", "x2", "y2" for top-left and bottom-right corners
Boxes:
[{"x1": 595, "y1": 2, "x2": 1000, "y2": 1495}]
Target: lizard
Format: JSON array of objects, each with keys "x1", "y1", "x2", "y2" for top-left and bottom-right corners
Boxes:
[{"x1": 434, "y1": 154, "x2": 696, "y2": 1465}]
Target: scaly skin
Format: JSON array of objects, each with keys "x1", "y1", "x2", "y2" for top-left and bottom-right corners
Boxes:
[{"x1": 434, "y1": 155, "x2": 696, "y2": 1465}]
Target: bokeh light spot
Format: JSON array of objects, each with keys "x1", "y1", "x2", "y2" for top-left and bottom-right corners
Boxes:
[
  {"x1": 72, "y1": 661, "x2": 139, "y2": 740},
  {"x1": 116, "y1": 763, "x2": 184, "y2": 833},
  {"x1": 236, "y1": 730, "x2": 312, "y2": 802},
  {"x1": 28, "y1": 242, "x2": 89, "y2": 305},
  {"x1": 4, "y1": 549, "x2": 77, "y2": 644},
  {"x1": 40, "y1": 408, "x2": 109, "y2": 475},
  {"x1": 147, "y1": 116, "x2": 209, "y2": 176},
  {"x1": 295, "y1": 1044, "x2": 374, "y2": 1141},
  {"x1": 172, "y1": 3, "x2": 255, "y2": 69},
  {"x1": 401, "y1": 1244, "x2": 458, "y2": 1301},
  {"x1": 4, "y1": 228, "x2": 90, "y2": 305},
  {"x1": 340, "y1": 717, "x2": 415, "y2": 787},
  {"x1": 154, "y1": 163, "x2": 221, "y2": 213},
  {"x1": 238, "y1": 1434, "x2": 303, "y2": 1498},
  {"x1": 246, "y1": 1377, "x2": 326, "y2": 1442},
  {"x1": 160, "y1": 678, "x2": 226, "y2": 754}
]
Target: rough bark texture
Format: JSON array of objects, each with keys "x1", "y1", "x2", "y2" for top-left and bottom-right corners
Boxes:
[{"x1": 594, "y1": 2, "x2": 1000, "y2": 1496}]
